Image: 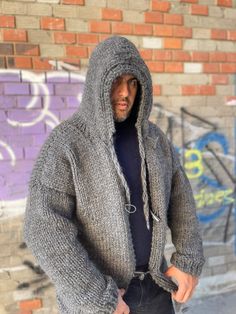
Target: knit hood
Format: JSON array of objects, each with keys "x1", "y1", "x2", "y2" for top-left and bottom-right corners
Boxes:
[{"x1": 77, "y1": 36, "x2": 153, "y2": 143}]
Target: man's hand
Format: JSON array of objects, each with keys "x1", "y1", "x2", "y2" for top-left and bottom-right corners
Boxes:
[
  {"x1": 165, "y1": 265, "x2": 198, "y2": 303},
  {"x1": 113, "y1": 288, "x2": 130, "y2": 314}
]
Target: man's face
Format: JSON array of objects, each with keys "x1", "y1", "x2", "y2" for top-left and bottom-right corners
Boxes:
[{"x1": 111, "y1": 74, "x2": 138, "y2": 122}]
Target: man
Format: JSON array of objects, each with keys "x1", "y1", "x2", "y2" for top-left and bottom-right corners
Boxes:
[{"x1": 24, "y1": 36, "x2": 205, "y2": 314}]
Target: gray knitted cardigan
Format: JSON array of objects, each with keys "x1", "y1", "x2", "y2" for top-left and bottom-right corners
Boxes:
[{"x1": 24, "y1": 36, "x2": 205, "y2": 314}]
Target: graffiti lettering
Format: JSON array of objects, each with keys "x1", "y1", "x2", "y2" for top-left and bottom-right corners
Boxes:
[
  {"x1": 194, "y1": 188, "x2": 234, "y2": 209},
  {"x1": 184, "y1": 149, "x2": 204, "y2": 179}
]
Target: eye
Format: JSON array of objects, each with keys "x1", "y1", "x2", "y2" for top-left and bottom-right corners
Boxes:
[
  {"x1": 129, "y1": 78, "x2": 138, "y2": 88},
  {"x1": 112, "y1": 77, "x2": 122, "y2": 88}
]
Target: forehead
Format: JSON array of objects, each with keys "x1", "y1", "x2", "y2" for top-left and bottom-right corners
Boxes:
[{"x1": 113, "y1": 74, "x2": 137, "y2": 82}]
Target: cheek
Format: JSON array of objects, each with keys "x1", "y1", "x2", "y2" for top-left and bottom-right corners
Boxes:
[{"x1": 130, "y1": 90, "x2": 137, "y2": 102}]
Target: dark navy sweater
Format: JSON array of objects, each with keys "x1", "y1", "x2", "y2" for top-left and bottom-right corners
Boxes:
[{"x1": 114, "y1": 115, "x2": 152, "y2": 268}]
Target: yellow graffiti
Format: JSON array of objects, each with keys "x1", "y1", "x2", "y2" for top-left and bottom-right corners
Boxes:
[
  {"x1": 184, "y1": 149, "x2": 203, "y2": 179},
  {"x1": 194, "y1": 189, "x2": 234, "y2": 209}
]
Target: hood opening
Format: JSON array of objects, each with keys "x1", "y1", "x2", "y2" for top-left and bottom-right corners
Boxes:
[{"x1": 77, "y1": 36, "x2": 153, "y2": 143}]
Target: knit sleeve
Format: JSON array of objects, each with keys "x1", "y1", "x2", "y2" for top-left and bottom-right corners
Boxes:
[
  {"x1": 167, "y1": 145, "x2": 205, "y2": 277},
  {"x1": 24, "y1": 135, "x2": 118, "y2": 313}
]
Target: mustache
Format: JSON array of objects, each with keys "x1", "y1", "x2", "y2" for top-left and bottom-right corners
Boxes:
[{"x1": 112, "y1": 97, "x2": 129, "y2": 105}]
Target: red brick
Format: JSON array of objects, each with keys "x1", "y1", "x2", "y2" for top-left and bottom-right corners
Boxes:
[
  {"x1": 99, "y1": 34, "x2": 111, "y2": 41},
  {"x1": 226, "y1": 53, "x2": 236, "y2": 62},
  {"x1": 200, "y1": 85, "x2": 215, "y2": 95},
  {"x1": 154, "y1": 50, "x2": 172, "y2": 61},
  {"x1": 7, "y1": 56, "x2": 32, "y2": 69},
  {"x1": 112, "y1": 22, "x2": 133, "y2": 35},
  {"x1": 3, "y1": 29, "x2": 27, "y2": 42},
  {"x1": 182, "y1": 85, "x2": 200, "y2": 95},
  {"x1": 164, "y1": 14, "x2": 183, "y2": 25},
  {"x1": 180, "y1": 0, "x2": 198, "y2": 2},
  {"x1": 203, "y1": 63, "x2": 220, "y2": 73},
  {"x1": 0, "y1": 16, "x2": 15, "y2": 28},
  {"x1": 77, "y1": 34, "x2": 99, "y2": 44},
  {"x1": 228, "y1": 30, "x2": 236, "y2": 41},
  {"x1": 66, "y1": 46, "x2": 88, "y2": 57},
  {"x1": 63, "y1": 0, "x2": 84, "y2": 4},
  {"x1": 152, "y1": 1, "x2": 171, "y2": 12},
  {"x1": 54, "y1": 32, "x2": 76, "y2": 44},
  {"x1": 192, "y1": 52, "x2": 209, "y2": 62},
  {"x1": 211, "y1": 29, "x2": 227, "y2": 40},
  {"x1": 15, "y1": 44, "x2": 39, "y2": 56},
  {"x1": 209, "y1": 52, "x2": 226, "y2": 62},
  {"x1": 19, "y1": 299, "x2": 42, "y2": 311},
  {"x1": 153, "y1": 85, "x2": 161, "y2": 95},
  {"x1": 211, "y1": 74, "x2": 229, "y2": 85},
  {"x1": 139, "y1": 49, "x2": 153, "y2": 60},
  {"x1": 90, "y1": 21, "x2": 110, "y2": 33},
  {"x1": 0, "y1": 43, "x2": 13, "y2": 55},
  {"x1": 173, "y1": 26, "x2": 192, "y2": 38},
  {"x1": 153, "y1": 25, "x2": 173, "y2": 37},
  {"x1": 102, "y1": 8, "x2": 122, "y2": 21},
  {"x1": 191, "y1": 5, "x2": 208, "y2": 16},
  {"x1": 165, "y1": 62, "x2": 183, "y2": 73},
  {"x1": 172, "y1": 51, "x2": 191, "y2": 61},
  {"x1": 220, "y1": 63, "x2": 236, "y2": 73},
  {"x1": 32, "y1": 58, "x2": 53, "y2": 70},
  {"x1": 164, "y1": 38, "x2": 182, "y2": 49},
  {"x1": 217, "y1": 0, "x2": 232, "y2": 7},
  {"x1": 145, "y1": 12, "x2": 163, "y2": 24},
  {"x1": 41, "y1": 17, "x2": 65, "y2": 30},
  {"x1": 146, "y1": 61, "x2": 164, "y2": 72},
  {"x1": 134, "y1": 24, "x2": 152, "y2": 35}
]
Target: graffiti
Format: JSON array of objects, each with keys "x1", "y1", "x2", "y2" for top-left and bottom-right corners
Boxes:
[
  {"x1": 16, "y1": 242, "x2": 52, "y2": 295},
  {"x1": 153, "y1": 104, "x2": 236, "y2": 244},
  {"x1": 0, "y1": 69, "x2": 85, "y2": 220},
  {"x1": 0, "y1": 69, "x2": 236, "y2": 246},
  {"x1": 184, "y1": 149, "x2": 204, "y2": 179},
  {"x1": 194, "y1": 189, "x2": 234, "y2": 209}
]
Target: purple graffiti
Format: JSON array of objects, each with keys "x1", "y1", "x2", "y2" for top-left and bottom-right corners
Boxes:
[{"x1": 0, "y1": 70, "x2": 85, "y2": 208}]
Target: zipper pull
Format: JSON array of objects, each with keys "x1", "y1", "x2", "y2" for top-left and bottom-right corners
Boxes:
[{"x1": 150, "y1": 210, "x2": 161, "y2": 222}]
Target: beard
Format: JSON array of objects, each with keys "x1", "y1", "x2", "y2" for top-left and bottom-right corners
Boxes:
[
  {"x1": 112, "y1": 97, "x2": 132, "y2": 122},
  {"x1": 113, "y1": 111, "x2": 131, "y2": 122}
]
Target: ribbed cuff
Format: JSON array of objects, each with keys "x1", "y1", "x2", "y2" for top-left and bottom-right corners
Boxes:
[{"x1": 170, "y1": 253, "x2": 205, "y2": 277}]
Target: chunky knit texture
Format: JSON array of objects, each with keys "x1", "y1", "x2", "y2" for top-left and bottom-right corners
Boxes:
[{"x1": 24, "y1": 36, "x2": 205, "y2": 314}]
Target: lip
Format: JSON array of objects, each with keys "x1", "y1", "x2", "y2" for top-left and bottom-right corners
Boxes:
[{"x1": 115, "y1": 102, "x2": 128, "y2": 109}]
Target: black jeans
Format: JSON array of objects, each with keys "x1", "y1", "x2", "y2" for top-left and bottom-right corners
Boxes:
[{"x1": 123, "y1": 273, "x2": 175, "y2": 314}]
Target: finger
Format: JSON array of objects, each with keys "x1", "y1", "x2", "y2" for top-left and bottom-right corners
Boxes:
[
  {"x1": 181, "y1": 288, "x2": 192, "y2": 303},
  {"x1": 172, "y1": 284, "x2": 187, "y2": 303},
  {"x1": 182, "y1": 279, "x2": 198, "y2": 303},
  {"x1": 183, "y1": 283, "x2": 197, "y2": 303}
]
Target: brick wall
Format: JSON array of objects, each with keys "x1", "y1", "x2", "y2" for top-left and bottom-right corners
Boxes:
[
  {"x1": 0, "y1": 0, "x2": 236, "y2": 313},
  {"x1": 0, "y1": 0, "x2": 235, "y2": 104}
]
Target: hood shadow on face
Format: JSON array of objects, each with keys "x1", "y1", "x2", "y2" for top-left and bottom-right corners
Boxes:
[{"x1": 76, "y1": 36, "x2": 153, "y2": 143}]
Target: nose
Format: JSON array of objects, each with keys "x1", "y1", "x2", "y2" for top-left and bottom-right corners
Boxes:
[{"x1": 119, "y1": 81, "x2": 129, "y2": 98}]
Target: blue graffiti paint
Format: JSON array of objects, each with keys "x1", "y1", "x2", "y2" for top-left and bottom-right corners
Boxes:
[
  {"x1": 193, "y1": 132, "x2": 232, "y2": 223},
  {"x1": 198, "y1": 206, "x2": 226, "y2": 223},
  {"x1": 195, "y1": 132, "x2": 229, "y2": 188}
]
